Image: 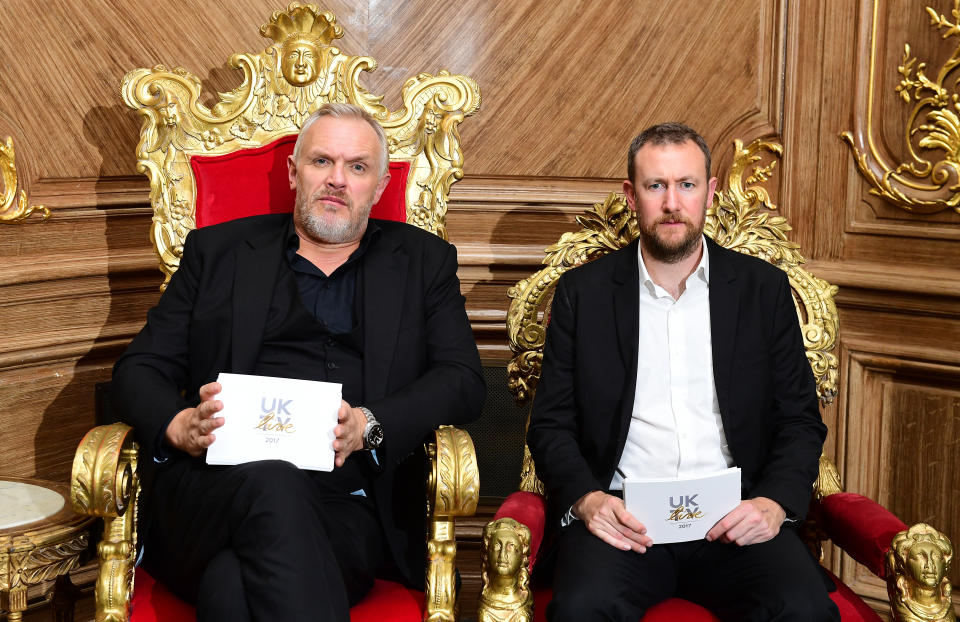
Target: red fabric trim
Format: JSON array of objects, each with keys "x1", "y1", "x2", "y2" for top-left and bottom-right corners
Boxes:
[
  {"x1": 131, "y1": 569, "x2": 423, "y2": 621},
  {"x1": 190, "y1": 136, "x2": 410, "y2": 227},
  {"x1": 348, "y1": 579, "x2": 424, "y2": 621},
  {"x1": 494, "y1": 491, "x2": 548, "y2": 568},
  {"x1": 131, "y1": 568, "x2": 195, "y2": 622},
  {"x1": 824, "y1": 567, "x2": 885, "y2": 621},
  {"x1": 818, "y1": 492, "x2": 907, "y2": 578}
]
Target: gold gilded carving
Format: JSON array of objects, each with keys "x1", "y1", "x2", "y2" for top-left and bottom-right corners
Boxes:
[
  {"x1": 0, "y1": 136, "x2": 49, "y2": 224},
  {"x1": 122, "y1": 2, "x2": 480, "y2": 286},
  {"x1": 887, "y1": 524, "x2": 956, "y2": 622},
  {"x1": 505, "y1": 139, "x2": 841, "y2": 496},
  {"x1": 428, "y1": 425, "x2": 480, "y2": 517},
  {"x1": 424, "y1": 426, "x2": 479, "y2": 622},
  {"x1": 842, "y1": 0, "x2": 960, "y2": 214},
  {"x1": 478, "y1": 518, "x2": 532, "y2": 622},
  {"x1": 812, "y1": 454, "x2": 843, "y2": 500},
  {"x1": 71, "y1": 424, "x2": 139, "y2": 622}
]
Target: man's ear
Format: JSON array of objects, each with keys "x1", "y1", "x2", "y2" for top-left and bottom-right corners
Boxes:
[
  {"x1": 707, "y1": 176, "x2": 718, "y2": 200},
  {"x1": 287, "y1": 155, "x2": 298, "y2": 190},
  {"x1": 622, "y1": 180, "x2": 637, "y2": 212},
  {"x1": 372, "y1": 172, "x2": 391, "y2": 205}
]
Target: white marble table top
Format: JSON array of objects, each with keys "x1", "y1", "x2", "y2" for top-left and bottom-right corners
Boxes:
[{"x1": 0, "y1": 480, "x2": 65, "y2": 530}]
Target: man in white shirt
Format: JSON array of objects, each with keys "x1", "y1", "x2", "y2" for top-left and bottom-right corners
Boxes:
[{"x1": 527, "y1": 123, "x2": 838, "y2": 621}]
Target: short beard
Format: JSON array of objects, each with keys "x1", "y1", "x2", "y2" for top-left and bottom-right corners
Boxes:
[
  {"x1": 294, "y1": 189, "x2": 373, "y2": 244},
  {"x1": 638, "y1": 209, "x2": 706, "y2": 264}
]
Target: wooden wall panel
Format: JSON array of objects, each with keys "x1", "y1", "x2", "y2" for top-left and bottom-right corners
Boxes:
[{"x1": 1, "y1": 0, "x2": 958, "y2": 618}]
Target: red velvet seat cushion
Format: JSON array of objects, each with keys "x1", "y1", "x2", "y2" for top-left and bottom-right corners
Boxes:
[
  {"x1": 190, "y1": 135, "x2": 410, "y2": 227},
  {"x1": 131, "y1": 567, "x2": 425, "y2": 621}
]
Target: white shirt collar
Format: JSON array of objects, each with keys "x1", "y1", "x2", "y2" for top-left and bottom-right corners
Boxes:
[{"x1": 637, "y1": 235, "x2": 710, "y2": 298}]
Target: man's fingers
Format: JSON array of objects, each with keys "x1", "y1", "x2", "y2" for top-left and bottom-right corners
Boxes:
[
  {"x1": 198, "y1": 381, "x2": 222, "y2": 401},
  {"x1": 612, "y1": 504, "x2": 647, "y2": 534}
]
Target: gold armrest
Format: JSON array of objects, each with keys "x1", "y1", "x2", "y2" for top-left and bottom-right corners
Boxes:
[
  {"x1": 71, "y1": 423, "x2": 139, "y2": 622},
  {"x1": 425, "y1": 425, "x2": 479, "y2": 622}
]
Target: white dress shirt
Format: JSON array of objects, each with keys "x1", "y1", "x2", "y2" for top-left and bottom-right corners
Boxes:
[{"x1": 609, "y1": 238, "x2": 733, "y2": 490}]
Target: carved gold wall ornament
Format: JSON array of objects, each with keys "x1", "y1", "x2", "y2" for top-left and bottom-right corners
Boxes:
[
  {"x1": 842, "y1": 0, "x2": 960, "y2": 214},
  {"x1": 121, "y1": 2, "x2": 480, "y2": 287},
  {"x1": 504, "y1": 137, "x2": 840, "y2": 502},
  {"x1": 0, "y1": 136, "x2": 49, "y2": 224},
  {"x1": 478, "y1": 518, "x2": 532, "y2": 622},
  {"x1": 887, "y1": 524, "x2": 956, "y2": 622}
]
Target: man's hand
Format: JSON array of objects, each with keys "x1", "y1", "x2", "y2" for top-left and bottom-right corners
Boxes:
[
  {"x1": 573, "y1": 490, "x2": 653, "y2": 553},
  {"x1": 164, "y1": 382, "x2": 224, "y2": 457},
  {"x1": 332, "y1": 400, "x2": 366, "y2": 467},
  {"x1": 705, "y1": 497, "x2": 786, "y2": 546}
]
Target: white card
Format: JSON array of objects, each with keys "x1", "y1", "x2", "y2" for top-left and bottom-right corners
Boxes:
[
  {"x1": 622, "y1": 467, "x2": 741, "y2": 544},
  {"x1": 205, "y1": 372, "x2": 341, "y2": 471}
]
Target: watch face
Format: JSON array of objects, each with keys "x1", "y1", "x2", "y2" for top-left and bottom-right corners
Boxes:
[{"x1": 366, "y1": 423, "x2": 384, "y2": 449}]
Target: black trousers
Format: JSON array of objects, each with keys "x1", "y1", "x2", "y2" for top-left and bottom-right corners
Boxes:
[
  {"x1": 547, "y1": 521, "x2": 839, "y2": 622},
  {"x1": 143, "y1": 458, "x2": 384, "y2": 622}
]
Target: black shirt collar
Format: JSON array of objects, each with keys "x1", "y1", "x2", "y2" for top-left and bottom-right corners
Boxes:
[{"x1": 284, "y1": 216, "x2": 381, "y2": 277}]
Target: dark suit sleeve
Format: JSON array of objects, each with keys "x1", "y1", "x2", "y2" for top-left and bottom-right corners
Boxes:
[
  {"x1": 111, "y1": 229, "x2": 204, "y2": 458},
  {"x1": 747, "y1": 271, "x2": 826, "y2": 520},
  {"x1": 365, "y1": 243, "x2": 485, "y2": 464},
  {"x1": 527, "y1": 274, "x2": 607, "y2": 521}
]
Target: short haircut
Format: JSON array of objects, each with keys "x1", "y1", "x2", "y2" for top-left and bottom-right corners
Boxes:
[
  {"x1": 292, "y1": 102, "x2": 389, "y2": 177},
  {"x1": 627, "y1": 122, "x2": 711, "y2": 184}
]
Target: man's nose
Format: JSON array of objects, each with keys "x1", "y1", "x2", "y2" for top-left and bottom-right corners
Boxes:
[
  {"x1": 326, "y1": 163, "x2": 346, "y2": 187},
  {"x1": 663, "y1": 186, "x2": 680, "y2": 211}
]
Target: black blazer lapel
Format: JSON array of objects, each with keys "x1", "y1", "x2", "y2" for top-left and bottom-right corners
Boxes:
[
  {"x1": 707, "y1": 238, "x2": 740, "y2": 419},
  {"x1": 362, "y1": 235, "x2": 407, "y2": 402},
  {"x1": 612, "y1": 241, "x2": 641, "y2": 447},
  {"x1": 230, "y1": 223, "x2": 287, "y2": 373}
]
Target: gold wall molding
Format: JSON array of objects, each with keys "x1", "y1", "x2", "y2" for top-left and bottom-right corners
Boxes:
[
  {"x1": 0, "y1": 137, "x2": 49, "y2": 224},
  {"x1": 842, "y1": 0, "x2": 960, "y2": 214}
]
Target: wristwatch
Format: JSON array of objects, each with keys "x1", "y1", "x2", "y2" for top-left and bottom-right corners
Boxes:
[{"x1": 358, "y1": 406, "x2": 383, "y2": 450}]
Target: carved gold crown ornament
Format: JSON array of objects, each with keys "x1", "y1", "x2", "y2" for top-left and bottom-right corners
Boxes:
[
  {"x1": 122, "y1": 2, "x2": 480, "y2": 285},
  {"x1": 0, "y1": 136, "x2": 50, "y2": 224},
  {"x1": 842, "y1": 0, "x2": 960, "y2": 214},
  {"x1": 505, "y1": 138, "x2": 840, "y2": 495}
]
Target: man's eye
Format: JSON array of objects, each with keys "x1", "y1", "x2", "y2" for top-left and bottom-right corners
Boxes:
[
  {"x1": 314, "y1": 158, "x2": 328, "y2": 165},
  {"x1": 649, "y1": 182, "x2": 664, "y2": 190},
  {"x1": 351, "y1": 163, "x2": 366, "y2": 173},
  {"x1": 680, "y1": 181, "x2": 695, "y2": 189}
]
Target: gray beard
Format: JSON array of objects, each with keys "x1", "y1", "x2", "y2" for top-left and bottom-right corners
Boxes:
[{"x1": 294, "y1": 194, "x2": 372, "y2": 244}]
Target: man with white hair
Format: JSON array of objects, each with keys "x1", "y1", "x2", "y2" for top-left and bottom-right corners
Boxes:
[{"x1": 112, "y1": 103, "x2": 485, "y2": 621}]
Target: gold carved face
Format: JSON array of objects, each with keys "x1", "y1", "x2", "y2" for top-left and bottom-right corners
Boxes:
[
  {"x1": 489, "y1": 527, "x2": 523, "y2": 577},
  {"x1": 905, "y1": 541, "x2": 946, "y2": 589},
  {"x1": 281, "y1": 37, "x2": 319, "y2": 86}
]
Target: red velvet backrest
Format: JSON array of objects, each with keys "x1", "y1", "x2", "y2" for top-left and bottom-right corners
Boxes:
[{"x1": 190, "y1": 134, "x2": 411, "y2": 228}]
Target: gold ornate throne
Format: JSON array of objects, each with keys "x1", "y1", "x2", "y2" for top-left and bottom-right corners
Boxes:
[
  {"x1": 477, "y1": 139, "x2": 957, "y2": 622},
  {"x1": 69, "y1": 4, "x2": 480, "y2": 621}
]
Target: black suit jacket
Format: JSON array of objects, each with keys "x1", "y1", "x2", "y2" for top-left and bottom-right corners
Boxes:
[
  {"x1": 527, "y1": 237, "x2": 826, "y2": 528},
  {"x1": 112, "y1": 214, "x2": 485, "y2": 585}
]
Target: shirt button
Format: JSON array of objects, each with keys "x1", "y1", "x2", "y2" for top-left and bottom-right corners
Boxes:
[{"x1": 326, "y1": 362, "x2": 338, "y2": 371}]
